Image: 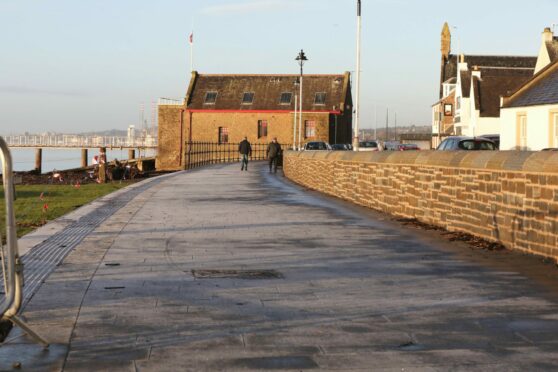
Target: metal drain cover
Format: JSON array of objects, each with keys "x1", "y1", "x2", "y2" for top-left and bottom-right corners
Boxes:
[{"x1": 191, "y1": 269, "x2": 283, "y2": 279}]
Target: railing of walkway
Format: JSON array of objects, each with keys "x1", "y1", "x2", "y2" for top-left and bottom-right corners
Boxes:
[
  {"x1": 4, "y1": 135, "x2": 157, "y2": 149},
  {"x1": 0, "y1": 137, "x2": 49, "y2": 348},
  {"x1": 185, "y1": 142, "x2": 289, "y2": 170}
]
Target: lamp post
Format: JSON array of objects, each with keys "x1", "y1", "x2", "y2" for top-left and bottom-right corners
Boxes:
[{"x1": 296, "y1": 50, "x2": 307, "y2": 149}]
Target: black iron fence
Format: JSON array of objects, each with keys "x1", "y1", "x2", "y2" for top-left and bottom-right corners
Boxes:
[{"x1": 185, "y1": 142, "x2": 289, "y2": 170}]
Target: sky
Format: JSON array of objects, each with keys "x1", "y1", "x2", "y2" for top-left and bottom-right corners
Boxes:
[{"x1": 1, "y1": 0, "x2": 558, "y2": 134}]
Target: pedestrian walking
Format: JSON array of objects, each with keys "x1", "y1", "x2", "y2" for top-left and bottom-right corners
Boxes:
[
  {"x1": 267, "y1": 137, "x2": 282, "y2": 173},
  {"x1": 238, "y1": 136, "x2": 252, "y2": 171}
]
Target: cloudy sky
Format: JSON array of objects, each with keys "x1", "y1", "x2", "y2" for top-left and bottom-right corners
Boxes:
[{"x1": 1, "y1": 0, "x2": 557, "y2": 134}]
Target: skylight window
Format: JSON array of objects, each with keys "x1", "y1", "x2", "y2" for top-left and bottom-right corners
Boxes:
[
  {"x1": 314, "y1": 92, "x2": 326, "y2": 105},
  {"x1": 242, "y1": 92, "x2": 254, "y2": 104},
  {"x1": 204, "y1": 92, "x2": 217, "y2": 104},
  {"x1": 280, "y1": 92, "x2": 292, "y2": 105}
]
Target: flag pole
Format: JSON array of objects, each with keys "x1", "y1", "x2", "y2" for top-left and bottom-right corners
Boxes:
[
  {"x1": 189, "y1": 31, "x2": 194, "y2": 73},
  {"x1": 353, "y1": 0, "x2": 362, "y2": 151}
]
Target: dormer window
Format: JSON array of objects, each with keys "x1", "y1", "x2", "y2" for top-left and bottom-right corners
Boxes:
[
  {"x1": 204, "y1": 92, "x2": 217, "y2": 104},
  {"x1": 242, "y1": 92, "x2": 254, "y2": 104},
  {"x1": 314, "y1": 92, "x2": 326, "y2": 105},
  {"x1": 280, "y1": 92, "x2": 292, "y2": 105}
]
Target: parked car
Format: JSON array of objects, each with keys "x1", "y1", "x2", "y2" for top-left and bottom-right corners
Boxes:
[
  {"x1": 384, "y1": 141, "x2": 401, "y2": 151},
  {"x1": 436, "y1": 136, "x2": 497, "y2": 151},
  {"x1": 303, "y1": 141, "x2": 332, "y2": 151},
  {"x1": 478, "y1": 134, "x2": 500, "y2": 149},
  {"x1": 398, "y1": 143, "x2": 420, "y2": 151},
  {"x1": 358, "y1": 140, "x2": 383, "y2": 151},
  {"x1": 331, "y1": 144, "x2": 350, "y2": 151}
]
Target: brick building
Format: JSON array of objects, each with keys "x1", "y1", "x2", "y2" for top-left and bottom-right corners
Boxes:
[{"x1": 157, "y1": 71, "x2": 352, "y2": 171}]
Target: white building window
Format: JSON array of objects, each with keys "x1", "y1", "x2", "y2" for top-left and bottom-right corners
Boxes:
[{"x1": 519, "y1": 115, "x2": 527, "y2": 149}]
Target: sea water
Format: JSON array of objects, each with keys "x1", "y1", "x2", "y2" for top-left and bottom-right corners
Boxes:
[{"x1": 8, "y1": 148, "x2": 156, "y2": 173}]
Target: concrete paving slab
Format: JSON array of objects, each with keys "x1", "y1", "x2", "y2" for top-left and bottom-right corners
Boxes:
[{"x1": 3, "y1": 163, "x2": 558, "y2": 371}]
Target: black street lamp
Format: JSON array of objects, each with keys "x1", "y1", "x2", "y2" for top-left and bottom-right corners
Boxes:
[
  {"x1": 295, "y1": 49, "x2": 308, "y2": 75},
  {"x1": 295, "y1": 50, "x2": 308, "y2": 149}
]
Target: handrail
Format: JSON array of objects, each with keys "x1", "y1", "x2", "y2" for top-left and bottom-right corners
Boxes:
[
  {"x1": 0, "y1": 137, "x2": 49, "y2": 348},
  {"x1": 3, "y1": 134, "x2": 158, "y2": 149},
  {"x1": 0, "y1": 138, "x2": 16, "y2": 318}
]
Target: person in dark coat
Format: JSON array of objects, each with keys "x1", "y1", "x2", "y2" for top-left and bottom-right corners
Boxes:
[
  {"x1": 238, "y1": 136, "x2": 252, "y2": 171},
  {"x1": 267, "y1": 137, "x2": 282, "y2": 173}
]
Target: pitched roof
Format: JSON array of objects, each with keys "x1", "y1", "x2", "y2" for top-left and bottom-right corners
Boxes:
[
  {"x1": 186, "y1": 73, "x2": 350, "y2": 112},
  {"x1": 441, "y1": 54, "x2": 537, "y2": 97},
  {"x1": 504, "y1": 59, "x2": 558, "y2": 108},
  {"x1": 545, "y1": 37, "x2": 558, "y2": 62},
  {"x1": 472, "y1": 68, "x2": 534, "y2": 116}
]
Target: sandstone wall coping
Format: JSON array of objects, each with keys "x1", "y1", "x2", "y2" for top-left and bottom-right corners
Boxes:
[{"x1": 285, "y1": 150, "x2": 558, "y2": 174}]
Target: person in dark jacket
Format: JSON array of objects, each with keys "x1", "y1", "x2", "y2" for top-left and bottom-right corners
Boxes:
[
  {"x1": 267, "y1": 137, "x2": 282, "y2": 173},
  {"x1": 238, "y1": 136, "x2": 252, "y2": 171}
]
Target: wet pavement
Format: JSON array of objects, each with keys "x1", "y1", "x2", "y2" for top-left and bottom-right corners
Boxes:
[{"x1": 3, "y1": 162, "x2": 558, "y2": 371}]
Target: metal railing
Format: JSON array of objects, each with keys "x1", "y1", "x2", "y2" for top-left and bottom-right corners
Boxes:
[
  {"x1": 0, "y1": 137, "x2": 49, "y2": 348},
  {"x1": 3, "y1": 135, "x2": 157, "y2": 149},
  {"x1": 185, "y1": 142, "x2": 288, "y2": 170}
]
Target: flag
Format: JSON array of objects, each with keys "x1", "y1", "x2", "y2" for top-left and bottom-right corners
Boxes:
[{"x1": 189, "y1": 32, "x2": 193, "y2": 45}]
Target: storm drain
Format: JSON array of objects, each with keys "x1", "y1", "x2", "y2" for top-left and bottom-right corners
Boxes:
[
  {"x1": 2, "y1": 176, "x2": 165, "y2": 309},
  {"x1": 191, "y1": 269, "x2": 283, "y2": 280},
  {"x1": 232, "y1": 356, "x2": 318, "y2": 370}
]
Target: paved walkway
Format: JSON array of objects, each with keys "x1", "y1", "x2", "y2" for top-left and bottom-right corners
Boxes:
[{"x1": 3, "y1": 162, "x2": 558, "y2": 371}]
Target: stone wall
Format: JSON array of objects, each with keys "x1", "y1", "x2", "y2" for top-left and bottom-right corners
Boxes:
[
  {"x1": 284, "y1": 150, "x2": 558, "y2": 260},
  {"x1": 156, "y1": 105, "x2": 184, "y2": 171}
]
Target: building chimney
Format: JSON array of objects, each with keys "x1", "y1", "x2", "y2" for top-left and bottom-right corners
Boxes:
[
  {"x1": 458, "y1": 54, "x2": 468, "y2": 71},
  {"x1": 441, "y1": 22, "x2": 451, "y2": 60},
  {"x1": 543, "y1": 27, "x2": 553, "y2": 43},
  {"x1": 472, "y1": 66, "x2": 481, "y2": 78}
]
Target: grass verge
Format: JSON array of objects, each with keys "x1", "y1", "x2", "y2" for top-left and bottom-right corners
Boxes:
[{"x1": 0, "y1": 182, "x2": 132, "y2": 240}]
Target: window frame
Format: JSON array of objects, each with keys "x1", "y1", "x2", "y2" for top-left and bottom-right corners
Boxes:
[
  {"x1": 552, "y1": 112, "x2": 558, "y2": 147},
  {"x1": 314, "y1": 92, "x2": 326, "y2": 105},
  {"x1": 444, "y1": 104, "x2": 453, "y2": 116},
  {"x1": 520, "y1": 115, "x2": 527, "y2": 148},
  {"x1": 242, "y1": 92, "x2": 254, "y2": 105},
  {"x1": 258, "y1": 120, "x2": 268, "y2": 139},
  {"x1": 218, "y1": 127, "x2": 229, "y2": 144},
  {"x1": 204, "y1": 92, "x2": 218, "y2": 105},
  {"x1": 304, "y1": 120, "x2": 316, "y2": 139},
  {"x1": 279, "y1": 92, "x2": 292, "y2": 105}
]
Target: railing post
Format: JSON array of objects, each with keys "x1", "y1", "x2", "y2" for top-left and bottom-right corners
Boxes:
[
  {"x1": 98, "y1": 147, "x2": 107, "y2": 183},
  {"x1": 34, "y1": 148, "x2": 42, "y2": 174},
  {"x1": 81, "y1": 149, "x2": 88, "y2": 168}
]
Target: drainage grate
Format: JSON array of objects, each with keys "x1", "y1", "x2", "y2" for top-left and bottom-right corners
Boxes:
[
  {"x1": 1, "y1": 176, "x2": 166, "y2": 309},
  {"x1": 191, "y1": 269, "x2": 283, "y2": 280},
  {"x1": 232, "y1": 356, "x2": 318, "y2": 370}
]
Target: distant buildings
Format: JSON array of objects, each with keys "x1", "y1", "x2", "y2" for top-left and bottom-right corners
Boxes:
[{"x1": 157, "y1": 71, "x2": 353, "y2": 171}]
